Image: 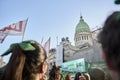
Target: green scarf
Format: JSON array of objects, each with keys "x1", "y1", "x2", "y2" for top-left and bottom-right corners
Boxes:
[{"x1": 1, "y1": 40, "x2": 36, "y2": 57}]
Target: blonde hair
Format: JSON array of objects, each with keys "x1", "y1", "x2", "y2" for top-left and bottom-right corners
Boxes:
[{"x1": 84, "y1": 73, "x2": 90, "y2": 80}]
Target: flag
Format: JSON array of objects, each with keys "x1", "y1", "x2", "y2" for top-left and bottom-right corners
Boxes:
[
  {"x1": 41, "y1": 37, "x2": 44, "y2": 44},
  {"x1": 0, "y1": 33, "x2": 8, "y2": 43},
  {"x1": 0, "y1": 19, "x2": 28, "y2": 43},
  {"x1": 43, "y1": 37, "x2": 50, "y2": 58},
  {"x1": 0, "y1": 19, "x2": 28, "y2": 35}
]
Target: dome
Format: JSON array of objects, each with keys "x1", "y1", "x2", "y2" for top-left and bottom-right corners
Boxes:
[{"x1": 75, "y1": 16, "x2": 90, "y2": 33}]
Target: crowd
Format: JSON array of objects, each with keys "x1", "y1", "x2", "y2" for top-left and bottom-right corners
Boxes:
[
  {"x1": 0, "y1": 39, "x2": 112, "y2": 80},
  {"x1": 0, "y1": 0, "x2": 120, "y2": 80},
  {"x1": 49, "y1": 64, "x2": 108, "y2": 80}
]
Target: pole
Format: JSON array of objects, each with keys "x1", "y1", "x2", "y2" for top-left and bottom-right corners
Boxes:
[
  {"x1": 56, "y1": 36, "x2": 58, "y2": 46},
  {"x1": 41, "y1": 37, "x2": 44, "y2": 45},
  {"x1": 22, "y1": 18, "x2": 28, "y2": 41}
]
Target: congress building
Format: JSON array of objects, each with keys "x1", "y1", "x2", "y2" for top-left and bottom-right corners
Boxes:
[{"x1": 49, "y1": 16, "x2": 104, "y2": 69}]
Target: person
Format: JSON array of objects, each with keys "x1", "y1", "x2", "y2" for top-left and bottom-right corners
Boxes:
[
  {"x1": 79, "y1": 74, "x2": 86, "y2": 80},
  {"x1": 0, "y1": 40, "x2": 48, "y2": 80},
  {"x1": 49, "y1": 64, "x2": 64, "y2": 80},
  {"x1": 84, "y1": 73, "x2": 90, "y2": 80},
  {"x1": 88, "y1": 68, "x2": 105, "y2": 80},
  {"x1": 74, "y1": 72, "x2": 81, "y2": 80},
  {"x1": 65, "y1": 74, "x2": 72, "y2": 80},
  {"x1": 74, "y1": 72, "x2": 86, "y2": 80},
  {"x1": 98, "y1": 11, "x2": 120, "y2": 80}
]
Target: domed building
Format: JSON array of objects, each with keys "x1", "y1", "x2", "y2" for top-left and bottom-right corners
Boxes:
[
  {"x1": 49, "y1": 15, "x2": 104, "y2": 69},
  {"x1": 74, "y1": 16, "x2": 93, "y2": 47}
]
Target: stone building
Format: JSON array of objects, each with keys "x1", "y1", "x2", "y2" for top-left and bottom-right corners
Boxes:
[
  {"x1": 48, "y1": 16, "x2": 103, "y2": 68},
  {"x1": 0, "y1": 57, "x2": 6, "y2": 68}
]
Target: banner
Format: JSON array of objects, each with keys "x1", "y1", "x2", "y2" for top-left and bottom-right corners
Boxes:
[
  {"x1": 61, "y1": 58, "x2": 86, "y2": 72},
  {"x1": 56, "y1": 44, "x2": 63, "y2": 67},
  {"x1": 44, "y1": 37, "x2": 50, "y2": 58},
  {"x1": 0, "y1": 19, "x2": 28, "y2": 43},
  {"x1": 0, "y1": 19, "x2": 27, "y2": 35}
]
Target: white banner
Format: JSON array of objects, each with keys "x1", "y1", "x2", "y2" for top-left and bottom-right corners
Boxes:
[
  {"x1": 56, "y1": 44, "x2": 63, "y2": 67},
  {"x1": 44, "y1": 38, "x2": 50, "y2": 58}
]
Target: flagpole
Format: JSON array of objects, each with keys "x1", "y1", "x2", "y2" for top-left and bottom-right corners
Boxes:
[
  {"x1": 22, "y1": 18, "x2": 28, "y2": 41},
  {"x1": 56, "y1": 36, "x2": 58, "y2": 46},
  {"x1": 41, "y1": 37, "x2": 44, "y2": 45}
]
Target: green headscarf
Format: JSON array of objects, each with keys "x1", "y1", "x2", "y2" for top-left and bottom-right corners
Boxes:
[{"x1": 1, "y1": 40, "x2": 36, "y2": 57}]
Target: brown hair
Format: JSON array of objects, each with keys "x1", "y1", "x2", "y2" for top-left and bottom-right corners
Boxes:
[
  {"x1": 65, "y1": 74, "x2": 72, "y2": 80},
  {"x1": 49, "y1": 65, "x2": 63, "y2": 80},
  {"x1": 0, "y1": 41, "x2": 47, "y2": 80},
  {"x1": 98, "y1": 11, "x2": 120, "y2": 72},
  {"x1": 74, "y1": 72, "x2": 82, "y2": 80},
  {"x1": 89, "y1": 68, "x2": 105, "y2": 80}
]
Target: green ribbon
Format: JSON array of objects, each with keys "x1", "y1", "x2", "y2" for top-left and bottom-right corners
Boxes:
[
  {"x1": 116, "y1": 13, "x2": 120, "y2": 21},
  {"x1": 1, "y1": 40, "x2": 36, "y2": 57},
  {"x1": 115, "y1": 0, "x2": 120, "y2": 4}
]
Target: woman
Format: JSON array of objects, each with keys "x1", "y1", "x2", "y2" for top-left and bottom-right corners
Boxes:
[
  {"x1": 84, "y1": 73, "x2": 90, "y2": 80},
  {"x1": 74, "y1": 72, "x2": 81, "y2": 80},
  {"x1": 98, "y1": 11, "x2": 120, "y2": 80},
  {"x1": 79, "y1": 74, "x2": 86, "y2": 80},
  {"x1": 49, "y1": 64, "x2": 64, "y2": 80},
  {"x1": 65, "y1": 74, "x2": 72, "y2": 80},
  {"x1": 89, "y1": 68, "x2": 105, "y2": 80},
  {"x1": 74, "y1": 72, "x2": 86, "y2": 80},
  {"x1": 0, "y1": 40, "x2": 47, "y2": 80}
]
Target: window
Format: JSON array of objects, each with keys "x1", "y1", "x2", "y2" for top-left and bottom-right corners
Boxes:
[
  {"x1": 82, "y1": 36, "x2": 84, "y2": 40},
  {"x1": 86, "y1": 36, "x2": 88, "y2": 40}
]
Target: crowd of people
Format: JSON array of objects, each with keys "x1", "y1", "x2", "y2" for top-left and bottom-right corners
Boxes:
[
  {"x1": 0, "y1": 40, "x2": 110, "y2": 80},
  {"x1": 0, "y1": 1, "x2": 120, "y2": 80},
  {"x1": 49, "y1": 64, "x2": 108, "y2": 80}
]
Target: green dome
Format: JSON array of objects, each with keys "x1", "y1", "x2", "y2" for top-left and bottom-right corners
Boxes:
[{"x1": 75, "y1": 16, "x2": 90, "y2": 33}]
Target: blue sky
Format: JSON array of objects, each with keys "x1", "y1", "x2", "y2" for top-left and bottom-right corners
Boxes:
[{"x1": 0, "y1": 0, "x2": 120, "y2": 62}]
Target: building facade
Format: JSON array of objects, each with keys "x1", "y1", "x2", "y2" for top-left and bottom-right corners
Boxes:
[
  {"x1": 48, "y1": 16, "x2": 103, "y2": 68},
  {"x1": 0, "y1": 57, "x2": 6, "y2": 68}
]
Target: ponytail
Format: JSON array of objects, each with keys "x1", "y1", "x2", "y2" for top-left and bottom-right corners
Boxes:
[{"x1": 1, "y1": 45, "x2": 26, "y2": 80}]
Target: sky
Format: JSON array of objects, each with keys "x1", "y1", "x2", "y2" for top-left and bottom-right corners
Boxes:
[{"x1": 0, "y1": 0, "x2": 120, "y2": 63}]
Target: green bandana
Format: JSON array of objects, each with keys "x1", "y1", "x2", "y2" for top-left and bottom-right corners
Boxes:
[{"x1": 1, "y1": 40, "x2": 36, "y2": 57}]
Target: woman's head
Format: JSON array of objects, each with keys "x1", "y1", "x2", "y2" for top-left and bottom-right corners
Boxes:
[
  {"x1": 74, "y1": 72, "x2": 82, "y2": 80},
  {"x1": 49, "y1": 66, "x2": 62, "y2": 80},
  {"x1": 84, "y1": 73, "x2": 90, "y2": 80},
  {"x1": 1, "y1": 40, "x2": 47, "y2": 80},
  {"x1": 89, "y1": 68, "x2": 105, "y2": 80},
  {"x1": 65, "y1": 74, "x2": 72, "y2": 80},
  {"x1": 98, "y1": 11, "x2": 120, "y2": 72},
  {"x1": 23, "y1": 40, "x2": 47, "y2": 74}
]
